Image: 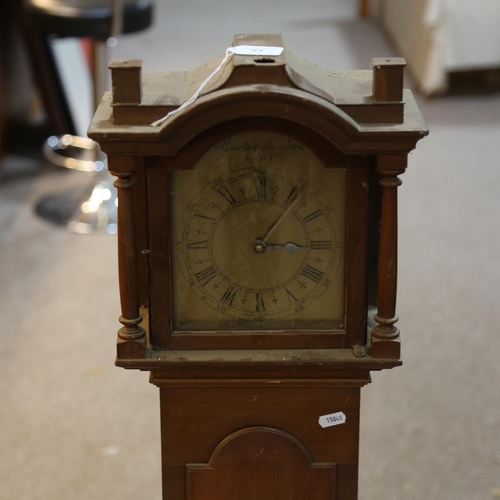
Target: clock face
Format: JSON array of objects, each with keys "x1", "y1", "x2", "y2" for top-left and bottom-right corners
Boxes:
[{"x1": 171, "y1": 132, "x2": 346, "y2": 332}]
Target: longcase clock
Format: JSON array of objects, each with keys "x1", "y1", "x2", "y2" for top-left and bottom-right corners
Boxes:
[{"x1": 89, "y1": 33, "x2": 428, "y2": 500}]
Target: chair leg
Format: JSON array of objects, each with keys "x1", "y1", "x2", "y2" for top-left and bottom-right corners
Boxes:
[
  {"x1": 91, "y1": 40, "x2": 109, "y2": 111},
  {"x1": 360, "y1": 0, "x2": 370, "y2": 18},
  {"x1": 21, "y1": 32, "x2": 77, "y2": 135}
]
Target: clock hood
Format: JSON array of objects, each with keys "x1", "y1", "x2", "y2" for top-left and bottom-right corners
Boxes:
[{"x1": 88, "y1": 34, "x2": 428, "y2": 156}]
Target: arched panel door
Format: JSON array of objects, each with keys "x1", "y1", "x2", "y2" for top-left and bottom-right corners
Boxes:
[{"x1": 187, "y1": 426, "x2": 336, "y2": 500}]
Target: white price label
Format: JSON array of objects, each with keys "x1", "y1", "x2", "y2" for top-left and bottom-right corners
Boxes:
[
  {"x1": 231, "y1": 45, "x2": 284, "y2": 56},
  {"x1": 318, "y1": 411, "x2": 346, "y2": 428}
]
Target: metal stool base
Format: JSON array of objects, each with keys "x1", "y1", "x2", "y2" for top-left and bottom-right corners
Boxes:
[{"x1": 36, "y1": 135, "x2": 117, "y2": 234}]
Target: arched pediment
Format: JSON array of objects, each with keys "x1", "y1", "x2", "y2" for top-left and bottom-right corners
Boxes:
[
  {"x1": 154, "y1": 85, "x2": 358, "y2": 153},
  {"x1": 89, "y1": 35, "x2": 428, "y2": 157}
]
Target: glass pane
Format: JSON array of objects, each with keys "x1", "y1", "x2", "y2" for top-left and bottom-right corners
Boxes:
[{"x1": 171, "y1": 132, "x2": 346, "y2": 332}]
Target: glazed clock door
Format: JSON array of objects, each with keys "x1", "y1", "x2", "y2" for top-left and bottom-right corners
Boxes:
[{"x1": 147, "y1": 126, "x2": 370, "y2": 350}]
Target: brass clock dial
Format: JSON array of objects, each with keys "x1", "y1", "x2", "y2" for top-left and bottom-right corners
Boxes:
[{"x1": 171, "y1": 132, "x2": 346, "y2": 332}]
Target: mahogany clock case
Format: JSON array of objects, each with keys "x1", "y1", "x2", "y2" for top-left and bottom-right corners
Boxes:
[{"x1": 88, "y1": 34, "x2": 428, "y2": 500}]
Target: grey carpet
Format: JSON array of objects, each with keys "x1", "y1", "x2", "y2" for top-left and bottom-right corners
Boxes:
[{"x1": 1, "y1": 1, "x2": 499, "y2": 499}]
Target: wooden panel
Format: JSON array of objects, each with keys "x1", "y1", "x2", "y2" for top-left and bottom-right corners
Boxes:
[
  {"x1": 132, "y1": 157, "x2": 151, "y2": 331},
  {"x1": 344, "y1": 164, "x2": 369, "y2": 348},
  {"x1": 163, "y1": 465, "x2": 186, "y2": 499},
  {"x1": 372, "y1": 58, "x2": 406, "y2": 103},
  {"x1": 109, "y1": 59, "x2": 143, "y2": 105},
  {"x1": 159, "y1": 386, "x2": 360, "y2": 464},
  {"x1": 187, "y1": 427, "x2": 336, "y2": 500},
  {"x1": 336, "y1": 464, "x2": 358, "y2": 500},
  {"x1": 339, "y1": 103, "x2": 404, "y2": 124}
]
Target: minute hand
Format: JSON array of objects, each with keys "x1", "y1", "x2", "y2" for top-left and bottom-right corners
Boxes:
[{"x1": 262, "y1": 187, "x2": 304, "y2": 243}]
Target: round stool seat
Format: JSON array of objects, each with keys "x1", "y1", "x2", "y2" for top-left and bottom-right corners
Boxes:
[{"x1": 26, "y1": 0, "x2": 153, "y2": 37}]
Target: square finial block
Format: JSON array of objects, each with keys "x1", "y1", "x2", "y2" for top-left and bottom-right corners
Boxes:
[
  {"x1": 109, "y1": 59, "x2": 143, "y2": 105},
  {"x1": 372, "y1": 57, "x2": 406, "y2": 102}
]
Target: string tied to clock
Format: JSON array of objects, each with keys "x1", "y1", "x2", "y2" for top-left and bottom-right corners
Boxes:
[{"x1": 151, "y1": 45, "x2": 284, "y2": 128}]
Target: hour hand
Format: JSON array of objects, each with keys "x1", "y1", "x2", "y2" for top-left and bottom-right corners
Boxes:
[
  {"x1": 254, "y1": 241, "x2": 307, "y2": 253},
  {"x1": 269, "y1": 242, "x2": 307, "y2": 253}
]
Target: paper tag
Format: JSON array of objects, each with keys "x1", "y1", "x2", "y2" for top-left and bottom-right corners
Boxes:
[
  {"x1": 231, "y1": 45, "x2": 284, "y2": 56},
  {"x1": 318, "y1": 412, "x2": 346, "y2": 428}
]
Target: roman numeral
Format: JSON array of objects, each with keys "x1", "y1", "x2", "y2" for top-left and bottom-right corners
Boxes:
[
  {"x1": 310, "y1": 240, "x2": 331, "y2": 250},
  {"x1": 216, "y1": 186, "x2": 236, "y2": 205},
  {"x1": 187, "y1": 240, "x2": 208, "y2": 250},
  {"x1": 220, "y1": 285, "x2": 237, "y2": 306},
  {"x1": 285, "y1": 186, "x2": 301, "y2": 206},
  {"x1": 285, "y1": 288, "x2": 298, "y2": 303},
  {"x1": 300, "y1": 264, "x2": 324, "y2": 283},
  {"x1": 255, "y1": 292, "x2": 266, "y2": 312},
  {"x1": 303, "y1": 209, "x2": 323, "y2": 223},
  {"x1": 253, "y1": 177, "x2": 267, "y2": 198},
  {"x1": 195, "y1": 266, "x2": 218, "y2": 286},
  {"x1": 195, "y1": 213, "x2": 215, "y2": 221}
]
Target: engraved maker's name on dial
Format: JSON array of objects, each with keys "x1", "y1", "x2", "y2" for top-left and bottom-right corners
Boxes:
[{"x1": 214, "y1": 138, "x2": 305, "y2": 154}]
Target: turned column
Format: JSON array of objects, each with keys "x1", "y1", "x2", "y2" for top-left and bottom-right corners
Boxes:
[
  {"x1": 370, "y1": 154, "x2": 407, "y2": 359},
  {"x1": 109, "y1": 156, "x2": 146, "y2": 359}
]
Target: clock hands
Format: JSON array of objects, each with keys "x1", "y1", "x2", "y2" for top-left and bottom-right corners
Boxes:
[
  {"x1": 252, "y1": 185, "x2": 306, "y2": 254},
  {"x1": 267, "y1": 242, "x2": 308, "y2": 252},
  {"x1": 254, "y1": 240, "x2": 308, "y2": 254},
  {"x1": 253, "y1": 186, "x2": 307, "y2": 254},
  {"x1": 261, "y1": 186, "x2": 305, "y2": 244}
]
